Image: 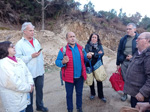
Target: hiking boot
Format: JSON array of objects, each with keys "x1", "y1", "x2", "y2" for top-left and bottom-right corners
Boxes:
[
  {"x1": 89, "y1": 95, "x2": 95, "y2": 100},
  {"x1": 100, "y1": 97, "x2": 107, "y2": 103},
  {"x1": 121, "y1": 94, "x2": 128, "y2": 101}
]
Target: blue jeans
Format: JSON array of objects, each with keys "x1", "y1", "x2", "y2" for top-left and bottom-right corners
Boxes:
[
  {"x1": 26, "y1": 75, "x2": 44, "y2": 112},
  {"x1": 65, "y1": 76, "x2": 84, "y2": 110}
]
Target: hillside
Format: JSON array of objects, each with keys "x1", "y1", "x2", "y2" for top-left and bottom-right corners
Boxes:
[{"x1": 0, "y1": 19, "x2": 124, "y2": 65}]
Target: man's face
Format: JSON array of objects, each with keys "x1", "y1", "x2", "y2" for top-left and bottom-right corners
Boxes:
[
  {"x1": 126, "y1": 25, "x2": 136, "y2": 36},
  {"x1": 136, "y1": 33, "x2": 148, "y2": 51},
  {"x1": 66, "y1": 32, "x2": 76, "y2": 46},
  {"x1": 23, "y1": 25, "x2": 34, "y2": 40}
]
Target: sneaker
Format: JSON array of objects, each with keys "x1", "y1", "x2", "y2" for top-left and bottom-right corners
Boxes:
[
  {"x1": 36, "y1": 107, "x2": 48, "y2": 112},
  {"x1": 117, "y1": 91, "x2": 124, "y2": 96},
  {"x1": 100, "y1": 97, "x2": 107, "y2": 103},
  {"x1": 89, "y1": 95, "x2": 95, "y2": 100},
  {"x1": 121, "y1": 94, "x2": 128, "y2": 101}
]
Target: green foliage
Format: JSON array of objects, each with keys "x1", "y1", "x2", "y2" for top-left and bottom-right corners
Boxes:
[
  {"x1": 0, "y1": 0, "x2": 148, "y2": 31},
  {"x1": 139, "y1": 16, "x2": 150, "y2": 30},
  {"x1": 0, "y1": 27, "x2": 10, "y2": 30},
  {"x1": 83, "y1": 1, "x2": 95, "y2": 15},
  {"x1": 96, "y1": 9, "x2": 117, "y2": 22}
]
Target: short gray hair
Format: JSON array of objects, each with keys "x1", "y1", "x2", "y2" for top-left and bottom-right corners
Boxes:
[
  {"x1": 21, "y1": 22, "x2": 35, "y2": 32},
  {"x1": 127, "y1": 23, "x2": 136, "y2": 29}
]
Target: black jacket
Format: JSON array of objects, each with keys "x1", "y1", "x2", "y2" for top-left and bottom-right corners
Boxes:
[
  {"x1": 116, "y1": 32, "x2": 139, "y2": 65},
  {"x1": 85, "y1": 43, "x2": 104, "y2": 66}
]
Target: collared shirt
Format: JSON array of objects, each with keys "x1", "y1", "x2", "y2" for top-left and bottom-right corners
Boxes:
[
  {"x1": 7, "y1": 56, "x2": 17, "y2": 63},
  {"x1": 55, "y1": 43, "x2": 87, "y2": 78},
  {"x1": 15, "y1": 37, "x2": 45, "y2": 78}
]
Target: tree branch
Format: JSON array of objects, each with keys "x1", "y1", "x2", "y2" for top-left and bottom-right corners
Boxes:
[
  {"x1": 44, "y1": 2, "x2": 51, "y2": 10},
  {"x1": 35, "y1": 0, "x2": 41, "y2": 4}
]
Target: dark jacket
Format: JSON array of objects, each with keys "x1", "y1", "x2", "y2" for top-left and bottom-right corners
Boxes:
[
  {"x1": 124, "y1": 47, "x2": 150, "y2": 98},
  {"x1": 116, "y1": 33, "x2": 139, "y2": 65},
  {"x1": 85, "y1": 43, "x2": 104, "y2": 67}
]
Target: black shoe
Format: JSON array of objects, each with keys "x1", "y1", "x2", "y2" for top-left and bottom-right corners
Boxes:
[
  {"x1": 36, "y1": 107, "x2": 48, "y2": 112},
  {"x1": 100, "y1": 97, "x2": 107, "y2": 103}
]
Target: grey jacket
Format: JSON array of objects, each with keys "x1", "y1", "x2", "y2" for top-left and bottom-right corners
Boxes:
[{"x1": 124, "y1": 47, "x2": 150, "y2": 98}]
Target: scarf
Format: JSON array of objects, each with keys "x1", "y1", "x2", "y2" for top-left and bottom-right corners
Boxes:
[{"x1": 90, "y1": 41, "x2": 98, "y2": 50}]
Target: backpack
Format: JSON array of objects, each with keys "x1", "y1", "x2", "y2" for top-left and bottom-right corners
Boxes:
[{"x1": 60, "y1": 46, "x2": 66, "y2": 85}]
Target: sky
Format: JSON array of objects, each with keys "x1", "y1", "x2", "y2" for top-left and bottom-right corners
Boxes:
[{"x1": 75, "y1": 0, "x2": 150, "y2": 18}]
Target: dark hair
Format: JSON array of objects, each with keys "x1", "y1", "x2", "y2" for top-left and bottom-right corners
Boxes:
[
  {"x1": 87, "y1": 33, "x2": 101, "y2": 45},
  {"x1": 0, "y1": 41, "x2": 12, "y2": 59}
]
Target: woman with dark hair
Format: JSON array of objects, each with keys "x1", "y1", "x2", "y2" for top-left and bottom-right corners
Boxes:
[
  {"x1": 85, "y1": 33, "x2": 106, "y2": 102},
  {"x1": 0, "y1": 41, "x2": 34, "y2": 112}
]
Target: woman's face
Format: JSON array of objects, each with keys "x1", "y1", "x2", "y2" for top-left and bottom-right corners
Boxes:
[
  {"x1": 8, "y1": 44, "x2": 16, "y2": 57},
  {"x1": 91, "y1": 34, "x2": 98, "y2": 44}
]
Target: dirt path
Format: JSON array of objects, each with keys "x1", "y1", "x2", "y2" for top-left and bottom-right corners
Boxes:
[{"x1": 0, "y1": 56, "x2": 130, "y2": 112}]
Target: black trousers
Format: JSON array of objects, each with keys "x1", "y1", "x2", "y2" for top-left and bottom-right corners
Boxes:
[
  {"x1": 26, "y1": 75, "x2": 44, "y2": 112},
  {"x1": 131, "y1": 96, "x2": 150, "y2": 112},
  {"x1": 90, "y1": 80, "x2": 104, "y2": 98}
]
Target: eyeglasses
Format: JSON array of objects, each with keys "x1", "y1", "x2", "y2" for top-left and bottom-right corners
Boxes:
[
  {"x1": 126, "y1": 28, "x2": 133, "y2": 30},
  {"x1": 136, "y1": 38, "x2": 146, "y2": 41},
  {"x1": 9, "y1": 44, "x2": 14, "y2": 48}
]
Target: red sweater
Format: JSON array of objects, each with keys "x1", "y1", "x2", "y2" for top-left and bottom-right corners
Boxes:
[{"x1": 60, "y1": 43, "x2": 87, "y2": 83}]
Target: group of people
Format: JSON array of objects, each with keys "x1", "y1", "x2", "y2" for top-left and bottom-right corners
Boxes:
[
  {"x1": 0, "y1": 22, "x2": 48, "y2": 112},
  {"x1": 55, "y1": 32, "x2": 106, "y2": 112},
  {"x1": 0, "y1": 21, "x2": 150, "y2": 112}
]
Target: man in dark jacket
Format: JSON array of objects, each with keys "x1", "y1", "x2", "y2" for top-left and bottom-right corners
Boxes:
[
  {"x1": 116, "y1": 23, "x2": 139, "y2": 101},
  {"x1": 124, "y1": 32, "x2": 150, "y2": 109}
]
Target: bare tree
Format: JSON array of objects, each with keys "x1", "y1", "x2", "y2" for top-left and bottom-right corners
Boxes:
[{"x1": 35, "y1": 0, "x2": 52, "y2": 30}]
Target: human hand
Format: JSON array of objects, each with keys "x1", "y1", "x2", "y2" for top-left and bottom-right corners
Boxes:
[
  {"x1": 98, "y1": 50, "x2": 103, "y2": 54},
  {"x1": 62, "y1": 56, "x2": 69, "y2": 64},
  {"x1": 136, "y1": 102, "x2": 150, "y2": 112},
  {"x1": 117, "y1": 65, "x2": 120, "y2": 71},
  {"x1": 135, "y1": 92, "x2": 144, "y2": 101},
  {"x1": 30, "y1": 85, "x2": 34, "y2": 93},
  {"x1": 31, "y1": 52, "x2": 41, "y2": 58},
  {"x1": 87, "y1": 52, "x2": 92, "y2": 59},
  {"x1": 126, "y1": 54, "x2": 132, "y2": 60}
]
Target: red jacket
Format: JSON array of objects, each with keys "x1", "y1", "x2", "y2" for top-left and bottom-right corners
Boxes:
[{"x1": 60, "y1": 43, "x2": 87, "y2": 83}]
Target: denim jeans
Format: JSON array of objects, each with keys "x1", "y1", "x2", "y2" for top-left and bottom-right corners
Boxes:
[
  {"x1": 65, "y1": 76, "x2": 84, "y2": 110},
  {"x1": 26, "y1": 75, "x2": 44, "y2": 112}
]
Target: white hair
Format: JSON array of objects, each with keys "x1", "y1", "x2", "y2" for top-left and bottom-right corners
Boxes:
[{"x1": 21, "y1": 22, "x2": 35, "y2": 32}]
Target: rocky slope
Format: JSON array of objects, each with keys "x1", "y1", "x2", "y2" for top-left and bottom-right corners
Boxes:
[{"x1": 0, "y1": 20, "x2": 124, "y2": 66}]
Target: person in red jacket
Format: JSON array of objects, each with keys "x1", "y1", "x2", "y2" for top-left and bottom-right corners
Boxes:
[{"x1": 55, "y1": 32, "x2": 92, "y2": 112}]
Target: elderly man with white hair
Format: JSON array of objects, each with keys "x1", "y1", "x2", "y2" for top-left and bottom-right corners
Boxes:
[
  {"x1": 15, "y1": 22, "x2": 48, "y2": 112},
  {"x1": 124, "y1": 32, "x2": 150, "y2": 109}
]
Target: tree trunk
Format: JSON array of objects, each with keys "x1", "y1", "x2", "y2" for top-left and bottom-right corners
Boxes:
[{"x1": 41, "y1": 0, "x2": 45, "y2": 30}]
